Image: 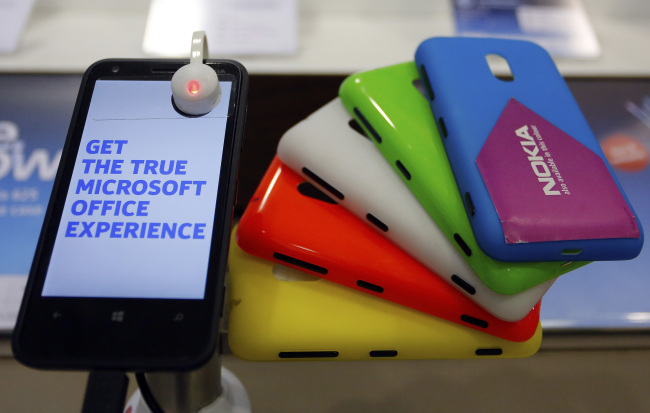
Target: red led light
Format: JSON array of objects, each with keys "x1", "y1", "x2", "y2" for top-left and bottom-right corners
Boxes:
[{"x1": 187, "y1": 80, "x2": 200, "y2": 95}]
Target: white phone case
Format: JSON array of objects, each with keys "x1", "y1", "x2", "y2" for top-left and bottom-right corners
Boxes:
[{"x1": 277, "y1": 98, "x2": 555, "y2": 321}]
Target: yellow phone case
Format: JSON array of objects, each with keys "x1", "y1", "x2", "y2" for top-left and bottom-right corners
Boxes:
[{"x1": 228, "y1": 227, "x2": 542, "y2": 361}]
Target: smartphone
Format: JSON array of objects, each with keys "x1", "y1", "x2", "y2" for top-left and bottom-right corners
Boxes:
[
  {"x1": 12, "y1": 59, "x2": 248, "y2": 371},
  {"x1": 415, "y1": 37, "x2": 643, "y2": 262},
  {"x1": 276, "y1": 98, "x2": 552, "y2": 321},
  {"x1": 229, "y1": 227, "x2": 543, "y2": 361},
  {"x1": 338, "y1": 61, "x2": 589, "y2": 295}
]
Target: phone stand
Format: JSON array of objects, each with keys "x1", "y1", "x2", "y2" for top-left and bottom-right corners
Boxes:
[{"x1": 123, "y1": 352, "x2": 250, "y2": 413}]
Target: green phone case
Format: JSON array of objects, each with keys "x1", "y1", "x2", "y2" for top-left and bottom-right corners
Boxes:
[{"x1": 338, "y1": 62, "x2": 589, "y2": 295}]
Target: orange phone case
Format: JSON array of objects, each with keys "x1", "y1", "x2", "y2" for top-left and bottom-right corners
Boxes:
[{"x1": 237, "y1": 157, "x2": 540, "y2": 342}]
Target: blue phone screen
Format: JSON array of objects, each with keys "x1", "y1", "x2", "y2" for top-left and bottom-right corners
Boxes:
[{"x1": 41, "y1": 79, "x2": 232, "y2": 299}]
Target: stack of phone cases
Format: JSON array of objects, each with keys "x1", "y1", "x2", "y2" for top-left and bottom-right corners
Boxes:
[
  {"x1": 413, "y1": 37, "x2": 643, "y2": 263},
  {"x1": 232, "y1": 109, "x2": 541, "y2": 360},
  {"x1": 231, "y1": 37, "x2": 643, "y2": 362}
]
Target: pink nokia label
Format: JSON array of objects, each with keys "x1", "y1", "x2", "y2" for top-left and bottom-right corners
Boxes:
[{"x1": 476, "y1": 98, "x2": 640, "y2": 244}]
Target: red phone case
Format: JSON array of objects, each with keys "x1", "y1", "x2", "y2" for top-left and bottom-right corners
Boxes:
[{"x1": 237, "y1": 156, "x2": 540, "y2": 342}]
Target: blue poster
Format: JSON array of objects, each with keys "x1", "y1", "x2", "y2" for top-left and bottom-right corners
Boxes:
[
  {"x1": 0, "y1": 75, "x2": 79, "y2": 330},
  {"x1": 0, "y1": 75, "x2": 79, "y2": 275}
]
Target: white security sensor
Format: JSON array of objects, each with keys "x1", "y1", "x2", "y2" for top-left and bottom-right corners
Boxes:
[{"x1": 171, "y1": 31, "x2": 221, "y2": 116}]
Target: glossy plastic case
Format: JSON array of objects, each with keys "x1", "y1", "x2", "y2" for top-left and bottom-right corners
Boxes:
[
  {"x1": 415, "y1": 37, "x2": 643, "y2": 262},
  {"x1": 237, "y1": 157, "x2": 541, "y2": 336},
  {"x1": 229, "y1": 227, "x2": 543, "y2": 361},
  {"x1": 277, "y1": 98, "x2": 551, "y2": 321},
  {"x1": 338, "y1": 61, "x2": 589, "y2": 295}
]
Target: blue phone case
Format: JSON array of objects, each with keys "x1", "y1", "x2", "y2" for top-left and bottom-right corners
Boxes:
[{"x1": 415, "y1": 37, "x2": 643, "y2": 262}]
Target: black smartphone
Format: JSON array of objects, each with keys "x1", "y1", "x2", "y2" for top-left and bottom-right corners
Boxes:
[{"x1": 12, "y1": 59, "x2": 248, "y2": 371}]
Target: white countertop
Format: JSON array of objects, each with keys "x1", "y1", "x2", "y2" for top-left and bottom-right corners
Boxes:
[{"x1": 1, "y1": 0, "x2": 649, "y2": 75}]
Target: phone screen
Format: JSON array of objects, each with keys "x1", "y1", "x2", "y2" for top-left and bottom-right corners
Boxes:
[{"x1": 40, "y1": 79, "x2": 233, "y2": 300}]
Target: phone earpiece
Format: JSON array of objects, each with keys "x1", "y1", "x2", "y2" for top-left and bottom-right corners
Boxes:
[{"x1": 171, "y1": 31, "x2": 221, "y2": 116}]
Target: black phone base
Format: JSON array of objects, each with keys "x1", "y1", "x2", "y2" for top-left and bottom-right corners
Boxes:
[{"x1": 124, "y1": 353, "x2": 250, "y2": 413}]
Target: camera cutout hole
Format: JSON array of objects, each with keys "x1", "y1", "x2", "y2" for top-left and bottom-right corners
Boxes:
[
  {"x1": 272, "y1": 264, "x2": 321, "y2": 282},
  {"x1": 486, "y1": 54, "x2": 514, "y2": 81}
]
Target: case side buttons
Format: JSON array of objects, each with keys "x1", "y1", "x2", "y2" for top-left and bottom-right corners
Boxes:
[
  {"x1": 395, "y1": 160, "x2": 412, "y2": 180},
  {"x1": 438, "y1": 117, "x2": 448, "y2": 138},
  {"x1": 464, "y1": 192, "x2": 476, "y2": 216},
  {"x1": 353, "y1": 107, "x2": 382, "y2": 144},
  {"x1": 453, "y1": 233, "x2": 472, "y2": 257}
]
